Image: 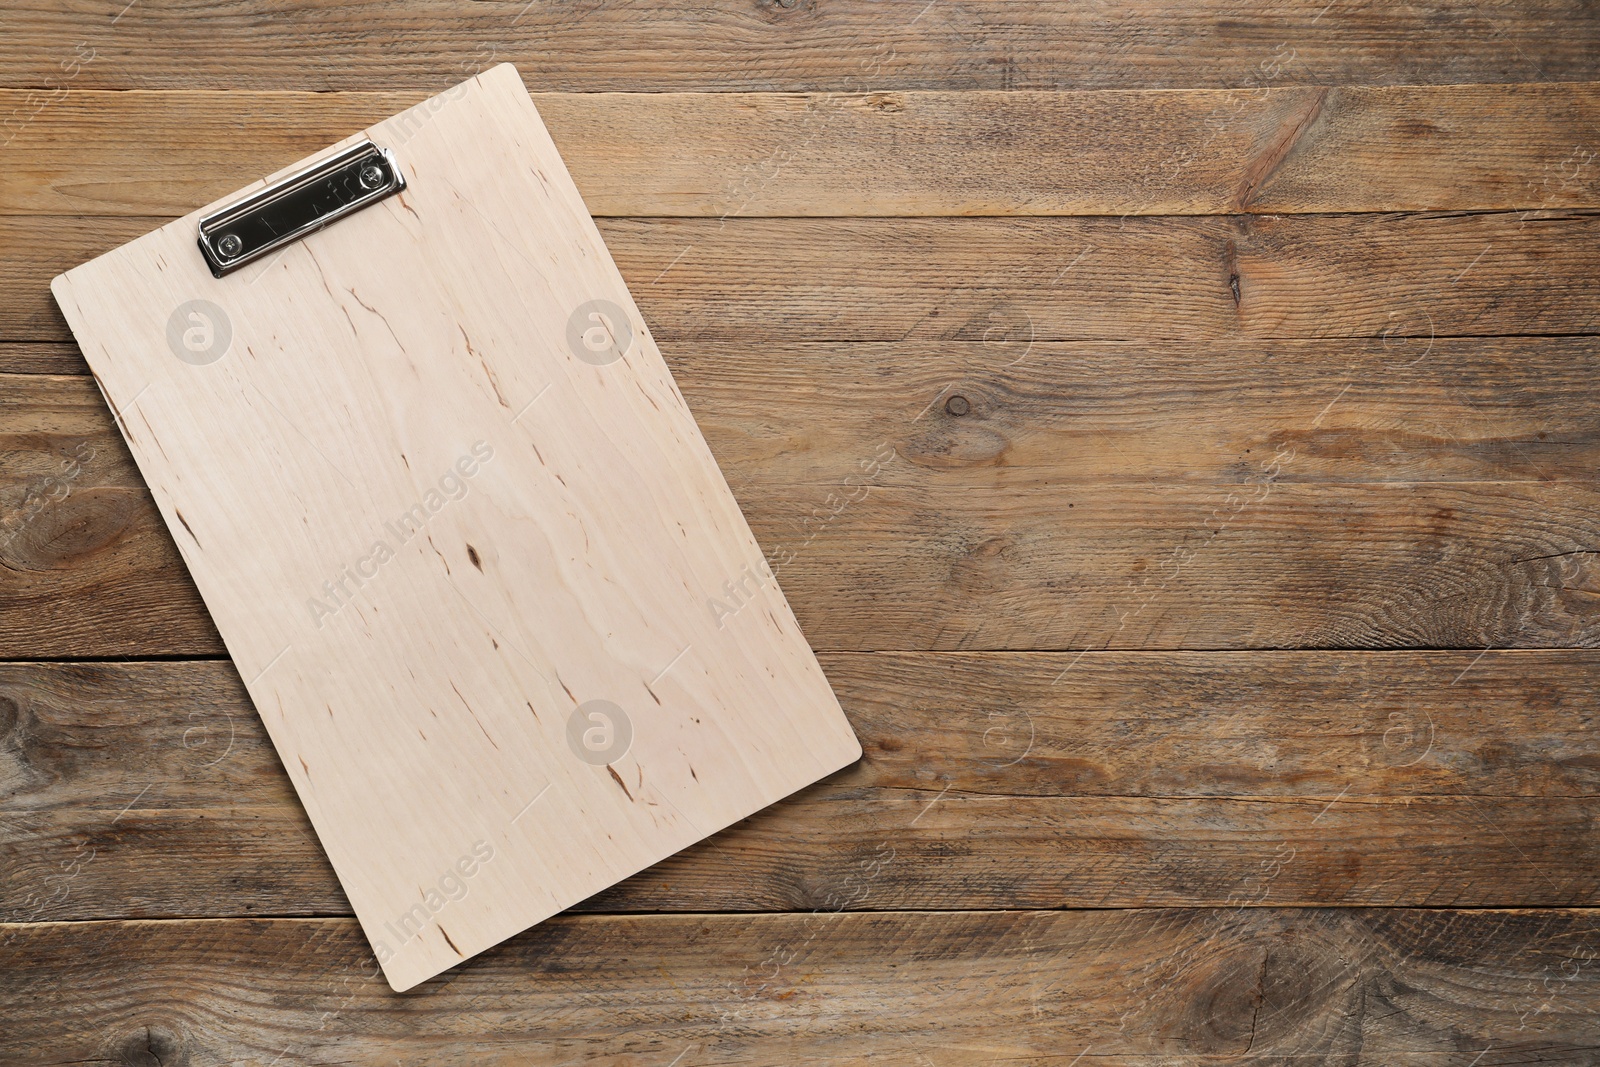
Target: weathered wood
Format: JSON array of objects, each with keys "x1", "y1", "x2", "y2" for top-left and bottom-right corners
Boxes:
[
  {"x1": 4, "y1": 909, "x2": 1599, "y2": 1063},
  {"x1": 4, "y1": 85, "x2": 1598, "y2": 217},
  {"x1": 3, "y1": 0, "x2": 1595, "y2": 1054},
  {"x1": 684, "y1": 337, "x2": 1600, "y2": 487},
  {"x1": 12, "y1": 334, "x2": 1596, "y2": 484},
  {"x1": 609, "y1": 211, "x2": 1600, "y2": 344},
  {"x1": 767, "y1": 481, "x2": 1600, "y2": 651},
  {"x1": 7, "y1": 211, "x2": 1598, "y2": 344},
  {"x1": 6, "y1": 435, "x2": 1600, "y2": 657},
  {"x1": 0, "y1": 487, "x2": 216, "y2": 659},
  {"x1": 2, "y1": 0, "x2": 1596, "y2": 91},
  {"x1": 0, "y1": 214, "x2": 120, "y2": 341},
  {"x1": 0, "y1": 369, "x2": 220, "y2": 657},
  {"x1": 18, "y1": 792, "x2": 1597, "y2": 918},
  {"x1": 10, "y1": 336, "x2": 1600, "y2": 656},
  {"x1": 4, "y1": 654, "x2": 1598, "y2": 921},
  {"x1": 0, "y1": 342, "x2": 77, "y2": 375}
]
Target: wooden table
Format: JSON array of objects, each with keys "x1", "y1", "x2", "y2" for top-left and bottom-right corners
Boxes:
[{"x1": 4, "y1": 3, "x2": 1600, "y2": 1062}]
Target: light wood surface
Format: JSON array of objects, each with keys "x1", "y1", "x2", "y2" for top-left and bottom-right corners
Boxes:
[
  {"x1": 4, "y1": 3, "x2": 1600, "y2": 1060},
  {"x1": 47, "y1": 65, "x2": 859, "y2": 990}
]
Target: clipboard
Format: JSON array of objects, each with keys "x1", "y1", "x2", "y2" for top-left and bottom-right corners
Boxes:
[{"x1": 51, "y1": 63, "x2": 861, "y2": 991}]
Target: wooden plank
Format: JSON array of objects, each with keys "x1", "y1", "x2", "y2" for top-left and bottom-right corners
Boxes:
[
  {"x1": 13, "y1": 335, "x2": 1596, "y2": 485},
  {"x1": 6, "y1": 225, "x2": 1563, "y2": 654},
  {"x1": 2, "y1": 0, "x2": 1596, "y2": 91},
  {"x1": 4, "y1": 85, "x2": 1599, "y2": 217},
  {"x1": 606, "y1": 211, "x2": 1600, "y2": 344},
  {"x1": 681, "y1": 337, "x2": 1600, "y2": 488},
  {"x1": 0, "y1": 342, "x2": 78, "y2": 374},
  {"x1": 0, "y1": 486, "x2": 216, "y2": 658},
  {"x1": 4, "y1": 909, "x2": 1599, "y2": 1062},
  {"x1": 763, "y1": 480, "x2": 1600, "y2": 651},
  {"x1": 5, "y1": 653, "x2": 1598, "y2": 921},
  {"x1": 16, "y1": 793, "x2": 1595, "y2": 916},
  {"x1": 0, "y1": 374, "x2": 218, "y2": 658},
  {"x1": 6, "y1": 446, "x2": 1600, "y2": 656},
  {"x1": 10, "y1": 329, "x2": 1599, "y2": 657},
  {"x1": 0, "y1": 214, "x2": 121, "y2": 342},
  {"x1": 7, "y1": 211, "x2": 1598, "y2": 344}
]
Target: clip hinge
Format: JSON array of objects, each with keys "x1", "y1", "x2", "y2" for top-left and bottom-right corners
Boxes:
[{"x1": 197, "y1": 141, "x2": 405, "y2": 277}]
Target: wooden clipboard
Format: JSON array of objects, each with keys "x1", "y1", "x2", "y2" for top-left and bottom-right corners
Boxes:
[{"x1": 51, "y1": 63, "x2": 860, "y2": 991}]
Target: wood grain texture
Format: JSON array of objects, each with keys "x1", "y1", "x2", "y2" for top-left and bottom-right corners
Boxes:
[
  {"x1": 8, "y1": 331, "x2": 1600, "y2": 656},
  {"x1": 0, "y1": 342, "x2": 79, "y2": 374},
  {"x1": 0, "y1": 369, "x2": 171, "y2": 660},
  {"x1": 3, "y1": 0, "x2": 1598, "y2": 91},
  {"x1": 764, "y1": 481, "x2": 1600, "y2": 651},
  {"x1": 0, "y1": 364, "x2": 221, "y2": 658},
  {"x1": 4, "y1": 2, "x2": 1598, "y2": 1053},
  {"x1": 5, "y1": 654, "x2": 1598, "y2": 921},
  {"x1": 7, "y1": 463, "x2": 1600, "y2": 655},
  {"x1": 7, "y1": 210, "x2": 1599, "y2": 344},
  {"x1": 5, "y1": 909, "x2": 1600, "y2": 1063},
  {"x1": 4, "y1": 85, "x2": 1599, "y2": 217},
  {"x1": 680, "y1": 337, "x2": 1600, "y2": 488},
  {"x1": 15, "y1": 335, "x2": 1597, "y2": 485},
  {"x1": 604, "y1": 211, "x2": 1600, "y2": 343}
]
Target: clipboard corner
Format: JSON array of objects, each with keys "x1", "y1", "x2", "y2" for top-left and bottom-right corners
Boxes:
[
  {"x1": 478, "y1": 61, "x2": 528, "y2": 94},
  {"x1": 49, "y1": 268, "x2": 83, "y2": 323}
]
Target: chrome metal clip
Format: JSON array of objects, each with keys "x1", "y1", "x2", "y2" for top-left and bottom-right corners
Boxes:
[{"x1": 197, "y1": 141, "x2": 405, "y2": 277}]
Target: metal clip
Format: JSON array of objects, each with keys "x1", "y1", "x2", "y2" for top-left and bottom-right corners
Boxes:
[{"x1": 197, "y1": 141, "x2": 405, "y2": 277}]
